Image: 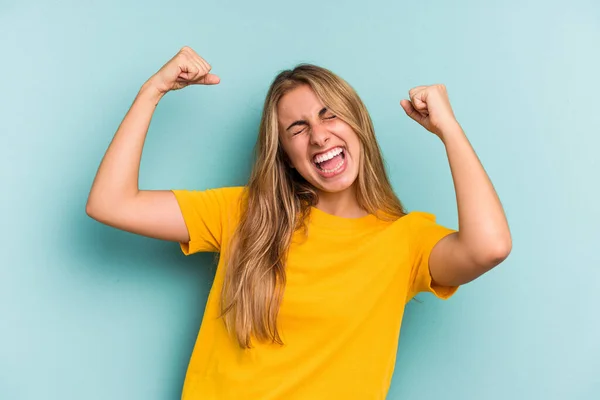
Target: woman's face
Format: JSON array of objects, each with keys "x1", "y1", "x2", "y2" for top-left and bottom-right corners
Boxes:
[{"x1": 277, "y1": 84, "x2": 361, "y2": 195}]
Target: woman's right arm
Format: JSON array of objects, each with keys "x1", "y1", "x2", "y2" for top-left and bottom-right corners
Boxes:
[{"x1": 85, "y1": 46, "x2": 220, "y2": 243}]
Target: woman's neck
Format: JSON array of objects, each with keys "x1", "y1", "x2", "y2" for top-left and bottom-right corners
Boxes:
[{"x1": 315, "y1": 187, "x2": 368, "y2": 218}]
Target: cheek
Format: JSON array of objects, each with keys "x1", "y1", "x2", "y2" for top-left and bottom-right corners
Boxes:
[
  {"x1": 336, "y1": 121, "x2": 357, "y2": 141},
  {"x1": 282, "y1": 141, "x2": 307, "y2": 165},
  {"x1": 286, "y1": 143, "x2": 301, "y2": 159},
  {"x1": 349, "y1": 137, "x2": 363, "y2": 168},
  {"x1": 340, "y1": 128, "x2": 360, "y2": 153}
]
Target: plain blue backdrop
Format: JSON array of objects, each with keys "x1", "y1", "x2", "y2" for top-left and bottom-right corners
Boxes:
[{"x1": 1, "y1": 0, "x2": 599, "y2": 399}]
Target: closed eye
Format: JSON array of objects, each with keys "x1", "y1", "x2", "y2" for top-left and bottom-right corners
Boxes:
[
  {"x1": 287, "y1": 108, "x2": 336, "y2": 136},
  {"x1": 292, "y1": 116, "x2": 335, "y2": 136}
]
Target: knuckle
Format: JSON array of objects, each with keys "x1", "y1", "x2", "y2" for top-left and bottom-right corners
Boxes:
[{"x1": 176, "y1": 53, "x2": 188, "y2": 63}]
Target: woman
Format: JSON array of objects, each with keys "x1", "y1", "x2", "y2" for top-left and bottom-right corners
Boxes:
[{"x1": 86, "y1": 46, "x2": 511, "y2": 399}]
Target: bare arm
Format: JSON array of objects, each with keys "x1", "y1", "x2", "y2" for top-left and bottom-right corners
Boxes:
[
  {"x1": 85, "y1": 82, "x2": 190, "y2": 242},
  {"x1": 401, "y1": 84, "x2": 512, "y2": 286},
  {"x1": 428, "y1": 124, "x2": 511, "y2": 286},
  {"x1": 85, "y1": 46, "x2": 220, "y2": 243}
]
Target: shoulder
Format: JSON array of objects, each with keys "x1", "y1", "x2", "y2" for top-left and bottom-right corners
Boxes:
[
  {"x1": 387, "y1": 211, "x2": 453, "y2": 242},
  {"x1": 207, "y1": 186, "x2": 247, "y2": 214},
  {"x1": 174, "y1": 185, "x2": 246, "y2": 200},
  {"x1": 215, "y1": 186, "x2": 247, "y2": 202},
  {"x1": 170, "y1": 185, "x2": 247, "y2": 215},
  {"x1": 390, "y1": 211, "x2": 439, "y2": 228},
  {"x1": 401, "y1": 211, "x2": 438, "y2": 224},
  {"x1": 397, "y1": 210, "x2": 456, "y2": 248}
]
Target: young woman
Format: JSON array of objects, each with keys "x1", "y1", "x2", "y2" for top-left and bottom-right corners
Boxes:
[{"x1": 86, "y1": 46, "x2": 511, "y2": 399}]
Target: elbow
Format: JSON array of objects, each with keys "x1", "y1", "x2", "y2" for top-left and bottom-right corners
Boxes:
[
  {"x1": 474, "y1": 235, "x2": 512, "y2": 270},
  {"x1": 494, "y1": 232, "x2": 512, "y2": 261},
  {"x1": 85, "y1": 201, "x2": 93, "y2": 216},
  {"x1": 85, "y1": 198, "x2": 104, "y2": 221},
  {"x1": 85, "y1": 200, "x2": 95, "y2": 218}
]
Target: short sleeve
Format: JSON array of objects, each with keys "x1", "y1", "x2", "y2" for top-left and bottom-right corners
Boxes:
[
  {"x1": 405, "y1": 211, "x2": 459, "y2": 302},
  {"x1": 170, "y1": 186, "x2": 245, "y2": 255}
]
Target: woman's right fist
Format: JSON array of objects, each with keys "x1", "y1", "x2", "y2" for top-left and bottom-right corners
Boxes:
[{"x1": 149, "y1": 46, "x2": 220, "y2": 94}]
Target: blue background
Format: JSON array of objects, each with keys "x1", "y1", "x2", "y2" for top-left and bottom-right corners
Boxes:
[{"x1": 1, "y1": 0, "x2": 599, "y2": 398}]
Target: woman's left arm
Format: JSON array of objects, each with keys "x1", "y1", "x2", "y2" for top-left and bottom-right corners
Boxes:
[{"x1": 401, "y1": 84, "x2": 512, "y2": 287}]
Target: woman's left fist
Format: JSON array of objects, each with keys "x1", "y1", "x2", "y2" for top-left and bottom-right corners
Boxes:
[{"x1": 400, "y1": 84, "x2": 460, "y2": 138}]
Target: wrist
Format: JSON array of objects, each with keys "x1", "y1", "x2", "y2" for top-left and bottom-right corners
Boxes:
[
  {"x1": 438, "y1": 120, "x2": 463, "y2": 142},
  {"x1": 140, "y1": 79, "x2": 167, "y2": 103}
]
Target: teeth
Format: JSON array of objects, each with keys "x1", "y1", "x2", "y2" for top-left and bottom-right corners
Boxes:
[
  {"x1": 320, "y1": 157, "x2": 345, "y2": 174},
  {"x1": 313, "y1": 147, "x2": 343, "y2": 164}
]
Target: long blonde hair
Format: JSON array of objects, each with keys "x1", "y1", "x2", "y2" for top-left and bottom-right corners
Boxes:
[{"x1": 220, "y1": 64, "x2": 407, "y2": 349}]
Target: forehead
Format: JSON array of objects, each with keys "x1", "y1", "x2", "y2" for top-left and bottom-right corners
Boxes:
[{"x1": 277, "y1": 84, "x2": 325, "y2": 122}]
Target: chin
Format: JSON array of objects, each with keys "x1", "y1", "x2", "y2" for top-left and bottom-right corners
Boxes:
[
  {"x1": 317, "y1": 179, "x2": 356, "y2": 193},
  {"x1": 305, "y1": 169, "x2": 359, "y2": 194}
]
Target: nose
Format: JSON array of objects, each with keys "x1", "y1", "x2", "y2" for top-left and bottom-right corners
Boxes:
[{"x1": 309, "y1": 122, "x2": 331, "y2": 147}]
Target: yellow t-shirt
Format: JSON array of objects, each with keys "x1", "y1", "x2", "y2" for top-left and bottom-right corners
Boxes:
[{"x1": 171, "y1": 186, "x2": 458, "y2": 399}]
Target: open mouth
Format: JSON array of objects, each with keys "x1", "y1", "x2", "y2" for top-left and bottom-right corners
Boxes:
[{"x1": 312, "y1": 147, "x2": 346, "y2": 174}]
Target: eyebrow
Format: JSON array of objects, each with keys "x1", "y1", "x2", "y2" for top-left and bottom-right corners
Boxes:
[{"x1": 285, "y1": 107, "x2": 329, "y2": 132}]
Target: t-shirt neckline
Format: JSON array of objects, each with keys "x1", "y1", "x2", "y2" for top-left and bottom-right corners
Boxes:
[{"x1": 308, "y1": 206, "x2": 380, "y2": 230}]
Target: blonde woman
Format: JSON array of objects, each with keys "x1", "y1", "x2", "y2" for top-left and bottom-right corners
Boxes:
[{"x1": 86, "y1": 46, "x2": 511, "y2": 399}]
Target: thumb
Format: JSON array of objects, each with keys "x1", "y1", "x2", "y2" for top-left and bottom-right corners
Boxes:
[
  {"x1": 400, "y1": 99, "x2": 424, "y2": 124},
  {"x1": 201, "y1": 73, "x2": 221, "y2": 85}
]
